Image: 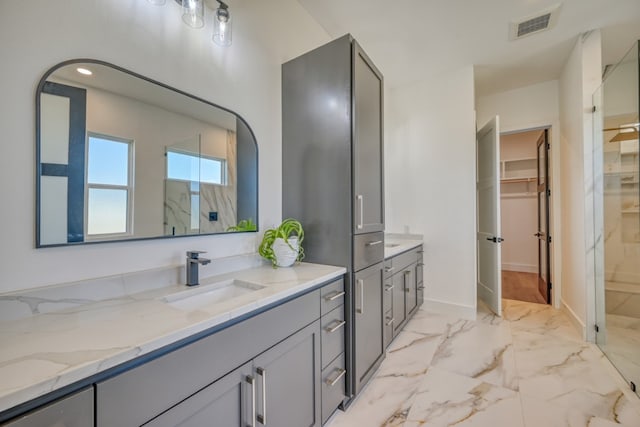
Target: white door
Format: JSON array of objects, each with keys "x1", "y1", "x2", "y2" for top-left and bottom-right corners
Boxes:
[{"x1": 477, "y1": 117, "x2": 502, "y2": 316}]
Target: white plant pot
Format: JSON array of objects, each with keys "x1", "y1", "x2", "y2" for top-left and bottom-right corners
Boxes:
[{"x1": 272, "y1": 237, "x2": 299, "y2": 267}]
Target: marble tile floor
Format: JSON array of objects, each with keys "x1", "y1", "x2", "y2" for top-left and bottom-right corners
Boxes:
[{"x1": 326, "y1": 299, "x2": 640, "y2": 427}]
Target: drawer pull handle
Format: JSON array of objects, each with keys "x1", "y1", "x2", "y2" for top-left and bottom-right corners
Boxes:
[
  {"x1": 357, "y1": 195, "x2": 364, "y2": 230},
  {"x1": 418, "y1": 285, "x2": 426, "y2": 290},
  {"x1": 256, "y1": 368, "x2": 267, "y2": 425},
  {"x1": 326, "y1": 320, "x2": 346, "y2": 333},
  {"x1": 417, "y1": 250, "x2": 424, "y2": 254},
  {"x1": 417, "y1": 262, "x2": 425, "y2": 267},
  {"x1": 384, "y1": 284, "x2": 394, "y2": 292},
  {"x1": 324, "y1": 290, "x2": 345, "y2": 302},
  {"x1": 384, "y1": 266, "x2": 395, "y2": 273},
  {"x1": 246, "y1": 375, "x2": 256, "y2": 427},
  {"x1": 385, "y1": 317, "x2": 395, "y2": 326},
  {"x1": 366, "y1": 240, "x2": 383, "y2": 247},
  {"x1": 325, "y1": 368, "x2": 347, "y2": 387}
]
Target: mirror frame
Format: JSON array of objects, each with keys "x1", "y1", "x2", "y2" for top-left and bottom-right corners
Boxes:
[{"x1": 35, "y1": 58, "x2": 259, "y2": 247}]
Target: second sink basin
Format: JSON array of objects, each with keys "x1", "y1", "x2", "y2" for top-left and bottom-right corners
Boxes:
[{"x1": 163, "y1": 279, "x2": 265, "y2": 311}]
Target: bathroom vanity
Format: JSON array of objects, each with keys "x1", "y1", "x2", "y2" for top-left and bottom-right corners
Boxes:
[{"x1": 0, "y1": 263, "x2": 346, "y2": 426}]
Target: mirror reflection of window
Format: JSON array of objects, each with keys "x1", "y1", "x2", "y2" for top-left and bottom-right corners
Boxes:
[
  {"x1": 86, "y1": 133, "x2": 133, "y2": 237},
  {"x1": 166, "y1": 149, "x2": 226, "y2": 185}
]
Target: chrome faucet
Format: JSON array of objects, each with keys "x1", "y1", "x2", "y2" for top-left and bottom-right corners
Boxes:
[{"x1": 186, "y1": 251, "x2": 211, "y2": 286}]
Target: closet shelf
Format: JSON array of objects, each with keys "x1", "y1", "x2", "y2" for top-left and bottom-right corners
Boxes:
[{"x1": 500, "y1": 177, "x2": 536, "y2": 184}]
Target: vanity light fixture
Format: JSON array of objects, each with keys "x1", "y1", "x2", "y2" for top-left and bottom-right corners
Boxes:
[
  {"x1": 212, "y1": 0, "x2": 232, "y2": 47},
  {"x1": 76, "y1": 67, "x2": 93, "y2": 76},
  {"x1": 147, "y1": 0, "x2": 232, "y2": 46}
]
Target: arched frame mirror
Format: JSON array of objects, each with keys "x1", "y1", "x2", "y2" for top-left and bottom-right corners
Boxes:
[{"x1": 36, "y1": 59, "x2": 258, "y2": 247}]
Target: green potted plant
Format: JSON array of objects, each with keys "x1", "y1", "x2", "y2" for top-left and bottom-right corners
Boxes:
[{"x1": 259, "y1": 218, "x2": 305, "y2": 267}]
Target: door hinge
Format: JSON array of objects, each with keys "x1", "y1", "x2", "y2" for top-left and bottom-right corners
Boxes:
[
  {"x1": 547, "y1": 142, "x2": 551, "y2": 150},
  {"x1": 547, "y1": 189, "x2": 551, "y2": 197},
  {"x1": 592, "y1": 106, "x2": 597, "y2": 113},
  {"x1": 595, "y1": 324, "x2": 600, "y2": 333},
  {"x1": 548, "y1": 235, "x2": 552, "y2": 243},
  {"x1": 549, "y1": 282, "x2": 552, "y2": 289},
  {"x1": 631, "y1": 381, "x2": 637, "y2": 392}
]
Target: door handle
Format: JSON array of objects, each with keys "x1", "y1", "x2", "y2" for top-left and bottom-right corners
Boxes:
[
  {"x1": 486, "y1": 237, "x2": 504, "y2": 243},
  {"x1": 356, "y1": 279, "x2": 364, "y2": 314},
  {"x1": 357, "y1": 195, "x2": 364, "y2": 230},
  {"x1": 256, "y1": 368, "x2": 267, "y2": 425},
  {"x1": 246, "y1": 375, "x2": 256, "y2": 427}
]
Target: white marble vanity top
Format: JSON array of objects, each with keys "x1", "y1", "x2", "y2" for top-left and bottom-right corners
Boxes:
[
  {"x1": 0, "y1": 262, "x2": 346, "y2": 414},
  {"x1": 384, "y1": 235, "x2": 424, "y2": 259}
]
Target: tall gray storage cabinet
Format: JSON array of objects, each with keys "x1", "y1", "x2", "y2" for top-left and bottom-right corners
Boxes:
[{"x1": 282, "y1": 34, "x2": 385, "y2": 401}]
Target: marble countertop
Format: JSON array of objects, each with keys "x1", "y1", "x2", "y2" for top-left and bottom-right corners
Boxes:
[
  {"x1": 384, "y1": 237, "x2": 424, "y2": 259},
  {"x1": 0, "y1": 262, "x2": 346, "y2": 414}
]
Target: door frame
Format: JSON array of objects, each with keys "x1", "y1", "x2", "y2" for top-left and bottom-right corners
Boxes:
[{"x1": 500, "y1": 124, "x2": 560, "y2": 308}]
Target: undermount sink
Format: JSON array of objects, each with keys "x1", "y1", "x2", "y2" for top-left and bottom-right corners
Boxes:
[
  {"x1": 163, "y1": 279, "x2": 265, "y2": 310},
  {"x1": 385, "y1": 243, "x2": 401, "y2": 248}
]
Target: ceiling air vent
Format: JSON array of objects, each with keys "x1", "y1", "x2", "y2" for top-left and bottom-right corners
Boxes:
[{"x1": 510, "y1": 4, "x2": 561, "y2": 40}]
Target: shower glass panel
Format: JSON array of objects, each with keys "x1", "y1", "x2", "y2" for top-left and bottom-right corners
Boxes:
[{"x1": 593, "y1": 41, "x2": 639, "y2": 395}]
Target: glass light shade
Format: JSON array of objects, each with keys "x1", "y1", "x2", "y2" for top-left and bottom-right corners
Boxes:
[
  {"x1": 182, "y1": 0, "x2": 204, "y2": 29},
  {"x1": 213, "y1": 7, "x2": 232, "y2": 47},
  {"x1": 147, "y1": 0, "x2": 166, "y2": 4}
]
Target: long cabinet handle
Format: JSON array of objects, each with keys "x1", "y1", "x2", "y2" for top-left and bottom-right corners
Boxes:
[
  {"x1": 403, "y1": 271, "x2": 410, "y2": 292},
  {"x1": 246, "y1": 375, "x2": 256, "y2": 427},
  {"x1": 357, "y1": 195, "x2": 364, "y2": 230},
  {"x1": 256, "y1": 368, "x2": 267, "y2": 425},
  {"x1": 324, "y1": 290, "x2": 345, "y2": 301},
  {"x1": 325, "y1": 368, "x2": 347, "y2": 387},
  {"x1": 325, "y1": 319, "x2": 346, "y2": 333},
  {"x1": 365, "y1": 240, "x2": 383, "y2": 247},
  {"x1": 356, "y1": 279, "x2": 364, "y2": 314}
]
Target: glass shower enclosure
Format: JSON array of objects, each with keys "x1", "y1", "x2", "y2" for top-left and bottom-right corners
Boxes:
[{"x1": 593, "y1": 41, "x2": 640, "y2": 396}]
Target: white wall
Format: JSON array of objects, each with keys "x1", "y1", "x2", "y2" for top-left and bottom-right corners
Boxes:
[
  {"x1": 558, "y1": 31, "x2": 602, "y2": 339},
  {"x1": 0, "y1": 0, "x2": 329, "y2": 293},
  {"x1": 385, "y1": 66, "x2": 477, "y2": 318},
  {"x1": 476, "y1": 80, "x2": 562, "y2": 307}
]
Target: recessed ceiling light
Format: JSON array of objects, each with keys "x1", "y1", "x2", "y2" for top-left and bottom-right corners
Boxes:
[{"x1": 76, "y1": 67, "x2": 93, "y2": 76}]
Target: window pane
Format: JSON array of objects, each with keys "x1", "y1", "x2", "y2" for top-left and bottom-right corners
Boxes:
[
  {"x1": 88, "y1": 189, "x2": 127, "y2": 235},
  {"x1": 88, "y1": 136, "x2": 129, "y2": 185},
  {"x1": 201, "y1": 157, "x2": 223, "y2": 184},
  {"x1": 167, "y1": 151, "x2": 200, "y2": 182}
]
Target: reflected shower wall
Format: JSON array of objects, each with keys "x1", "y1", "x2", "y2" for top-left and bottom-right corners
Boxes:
[{"x1": 593, "y1": 41, "x2": 640, "y2": 395}]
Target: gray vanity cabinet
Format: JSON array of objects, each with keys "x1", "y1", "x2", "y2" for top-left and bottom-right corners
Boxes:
[
  {"x1": 404, "y1": 268, "x2": 418, "y2": 316},
  {"x1": 353, "y1": 262, "x2": 384, "y2": 392},
  {"x1": 253, "y1": 322, "x2": 321, "y2": 427},
  {"x1": 144, "y1": 362, "x2": 253, "y2": 427},
  {"x1": 1, "y1": 388, "x2": 93, "y2": 427}
]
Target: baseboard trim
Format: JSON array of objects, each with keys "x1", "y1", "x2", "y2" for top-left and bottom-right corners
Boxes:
[
  {"x1": 561, "y1": 299, "x2": 587, "y2": 340},
  {"x1": 424, "y1": 298, "x2": 476, "y2": 320},
  {"x1": 502, "y1": 263, "x2": 537, "y2": 274}
]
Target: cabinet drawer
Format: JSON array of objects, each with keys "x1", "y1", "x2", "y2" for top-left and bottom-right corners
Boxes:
[
  {"x1": 354, "y1": 232, "x2": 384, "y2": 272},
  {"x1": 392, "y1": 247, "x2": 420, "y2": 273},
  {"x1": 383, "y1": 279, "x2": 393, "y2": 313},
  {"x1": 3, "y1": 388, "x2": 93, "y2": 427},
  {"x1": 321, "y1": 305, "x2": 345, "y2": 369},
  {"x1": 321, "y1": 278, "x2": 345, "y2": 315},
  {"x1": 321, "y1": 354, "x2": 346, "y2": 425},
  {"x1": 383, "y1": 310, "x2": 394, "y2": 349}
]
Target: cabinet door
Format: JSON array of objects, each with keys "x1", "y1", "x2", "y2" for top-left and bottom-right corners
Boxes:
[
  {"x1": 253, "y1": 321, "x2": 321, "y2": 427},
  {"x1": 144, "y1": 362, "x2": 253, "y2": 427},
  {"x1": 354, "y1": 262, "x2": 384, "y2": 392},
  {"x1": 404, "y1": 266, "x2": 418, "y2": 315},
  {"x1": 353, "y1": 41, "x2": 384, "y2": 234},
  {"x1": 3, "y1": 388, "x2": 93, "y2": 427},
  {"x1": 392, "y1": 272, "x2": 406, "y2": 335}
]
